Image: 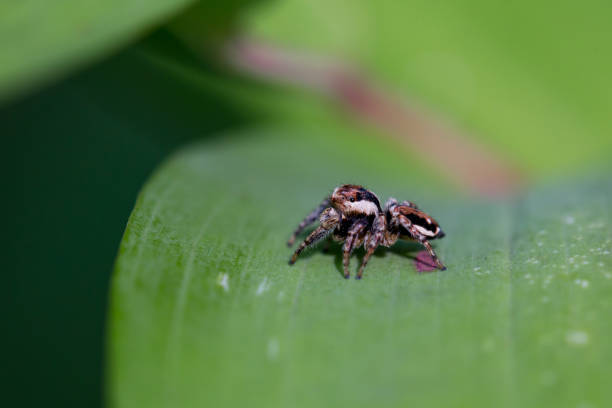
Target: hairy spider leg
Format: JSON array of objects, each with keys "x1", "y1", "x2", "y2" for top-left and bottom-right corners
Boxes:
[
  {"x1": 287, "y1": 198, "x2": 331, "y2": 246},
  {"x1": 357, "y1": 214, "x2": 386, "y2": 279},
  {"x1": 420, "y1": 240, "x2": 446, "y2": 271},
  {"x1": 383, "y1": 197, "x2": 399, "y2": 213},
  {"x1": 343, "y1": 219, "x2": 369, "y2": 279},
  {"x1": 385, "y1": 198, "x2": 419, "y2": 214},
  {"x1": 400, "y1": 200, "x2": 419, "y2": 209},
  {"x1": 398, "y1": 215, "x2": 446, "y2": 270},
  {"x1": 289, "y1": 207, "x2": 339, "y2": 264}
]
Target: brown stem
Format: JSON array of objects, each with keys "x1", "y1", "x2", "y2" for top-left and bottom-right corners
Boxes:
[{"x1": 223, "y1": 37, "x2": 524, "y2": 197}]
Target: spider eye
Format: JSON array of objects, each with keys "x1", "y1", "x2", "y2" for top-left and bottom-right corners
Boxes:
[{"x1": 349, "y1": 197, "x2": 355, "y2": 202}]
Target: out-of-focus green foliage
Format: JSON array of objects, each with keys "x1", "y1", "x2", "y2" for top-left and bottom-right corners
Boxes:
[
  {"x1": 2, "y1": 30, "x2": 257, "y2": 406},
  {"x1": 245, "y1": 0, "x2": 612, "y2": 174},
  {"x1": 0, "y1": 0, "x2": 260, "y2": 103},
  {"x1": 0, "y1": 0, "x2": 193, "y2": 102}
]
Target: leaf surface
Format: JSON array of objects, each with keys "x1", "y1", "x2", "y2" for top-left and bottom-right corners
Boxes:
[{"x1": 108, "y1": 129, "x2": 612, "y2": 408}]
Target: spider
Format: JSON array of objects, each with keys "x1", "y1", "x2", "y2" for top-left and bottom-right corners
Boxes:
[{"x1": 287, "y1": 184, "x2": 446, "y2": 279}]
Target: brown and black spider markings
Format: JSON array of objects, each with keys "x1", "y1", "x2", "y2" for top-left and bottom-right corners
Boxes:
[{"x1": 287, "y1": 184, "x2": 446, "y2": 279}]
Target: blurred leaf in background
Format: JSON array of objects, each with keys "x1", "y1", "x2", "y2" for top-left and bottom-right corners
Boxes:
[
  {"x1": 0, "y1": 0, "x2": 193, "y2": 102},
  {"x1": 243, "y1": 0, "x2": 612, "y2": 174},
  {"x1": 2, "y1": 0, "x2": 612, "y2": 407}
]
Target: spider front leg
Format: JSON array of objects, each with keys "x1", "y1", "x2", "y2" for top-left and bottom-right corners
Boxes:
[
  {"x1": 398, "y1": 216, "x2": 446, "y2": 271},
  {"x1": 287, "y1": 198, "x2": 331, "y2": 246},
  {"x1": 342, "y1": 219, "x2": 368, "y2": 279},
  {"x1": 357, "y1": 214, "x2": 386, "y2": 279},
  {"x1": 289, "y1": 207, "x2": 339, "y2": 264}
]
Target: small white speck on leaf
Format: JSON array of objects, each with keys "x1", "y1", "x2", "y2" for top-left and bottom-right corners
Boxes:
[
  {"x1": 537, "y1": 242, "x2": 543, "y2": 247},
  {"x1": 566, "y1": 331, "x2": 589, "y2": 347},
  {"x1": 563, "y1": 215, "x2": 575, "y2": 225},
  {"x1": 473, "y1": 267, "x2": 480, "y2": 272},
  {"x1": 598, "y1": 262, "x2": 604, "y2": 267},
  {"x1": 267, "y1": 337, "x2": 280, "y2": 360},
  {"x1": 256, "y1": 277, "x2": 269, "y2": 296},
  {"x1": 538, "y1": 230, "x2": 548, "y2": 235},
  {"x1": 574, "y1": 279, "x2": 589, "y2": 288},
  {"x1": 216, "y1": 273, "x2": 229, "y2": 292},
  {"x1": 582, "y1": 261, "x2": 589, "y2": 265}
]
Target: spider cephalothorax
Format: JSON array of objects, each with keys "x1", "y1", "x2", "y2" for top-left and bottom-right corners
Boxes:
[
  {"x1": 330, "y1": 184, "x2": 382, "y2": 216},
  {"x1": 287, "y1": 185, "x2": 446, "y2": 279},
  {"x1": 288, "y1": 184, "x2": 385, "y2": 279}
]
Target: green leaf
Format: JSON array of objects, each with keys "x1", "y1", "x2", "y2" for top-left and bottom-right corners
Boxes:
[
  {"x1": 0, "y1": 0, "x2": 263, "y2": 103},
  {"x1": 108, "y1": 129, "x2": 612, "y2": 407}
]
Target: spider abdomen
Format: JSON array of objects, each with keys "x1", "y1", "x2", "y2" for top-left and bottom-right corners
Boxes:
[{"x1": 398, "y1": 207, "x2": 444, "y2": 240}]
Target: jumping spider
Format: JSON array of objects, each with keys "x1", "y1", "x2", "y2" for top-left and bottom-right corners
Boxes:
[{"x1": 287, "y1": 184, "x2": 446, "y2": 279}]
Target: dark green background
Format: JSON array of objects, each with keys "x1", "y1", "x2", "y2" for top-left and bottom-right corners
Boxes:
[{"x1": 3, "y1": 32, "x2": 248, "y2": 407}]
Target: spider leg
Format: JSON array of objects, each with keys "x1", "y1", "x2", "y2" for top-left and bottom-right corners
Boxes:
[
  {"x1": 343, "y1": 219, "x2": 369, "y2": 279},
  {"x1": 289, "y1": 207, "x2": 339, "y2": 264},
  {"x1": 383, "y1": 199, "x2": 401, "y2": 247},
  {"x1": 287, "y1": 198, "x2": 331, "y2": 246},
  {"x1": 420, "y1": 240, "x2": 447, "y2": 271},
  {"x1": 398, "y1": 215, "x2": 446, "y2": 270},
  {"x1": 400, "y1": 200, "x2": 419, "y2": 209},
  {"x1": 357, "y1": 213, "x2": 386, "y2": 279},
  {"x1": 384, "y1": 197, "x2": 399, "y2": 213}
]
